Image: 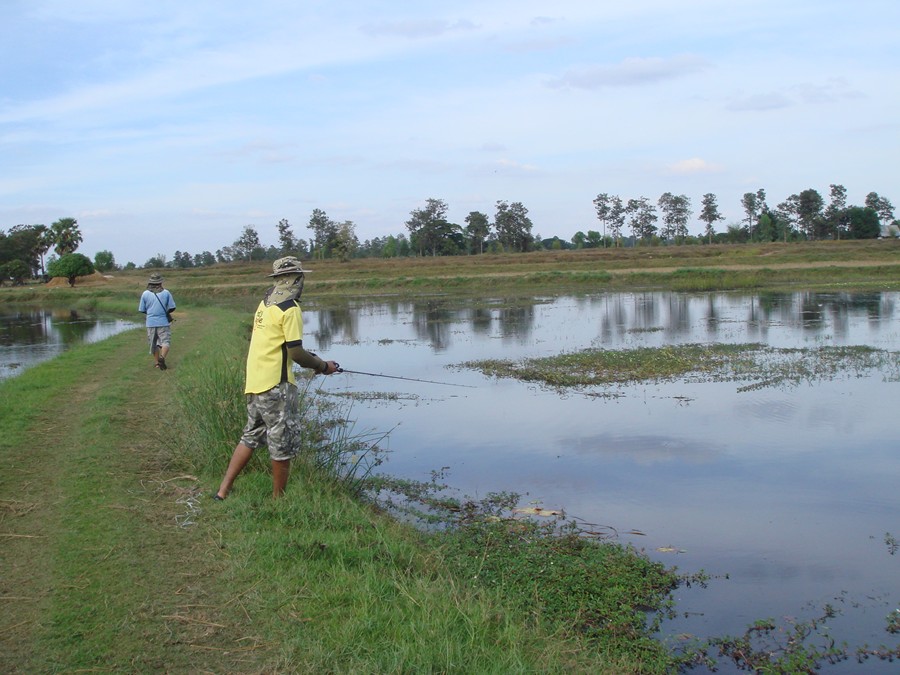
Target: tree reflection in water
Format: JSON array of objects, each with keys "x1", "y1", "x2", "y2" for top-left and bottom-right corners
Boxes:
[{"x1": 1, "y1": 309, "x2": 136, "y2": 380}]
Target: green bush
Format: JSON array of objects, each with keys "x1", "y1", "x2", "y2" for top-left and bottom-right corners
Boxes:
[{"x1": 47, "y1": 253, "x2": 95, "y2": 286}]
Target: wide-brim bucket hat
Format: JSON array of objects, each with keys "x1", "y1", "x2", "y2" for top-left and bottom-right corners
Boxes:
[
  {"x1": 268, "y1": 256, "x2": 311, "y2": 277},
  {"x1": 148, "y1": 273, "x2": 164, "y2": 284}
]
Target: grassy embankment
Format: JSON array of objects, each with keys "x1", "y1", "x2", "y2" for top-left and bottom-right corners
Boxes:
[
  {"x1": 174, "y1": 238, "x2": 897, "y2": 300},
  {"x1": 8, "y1": 239, "x2": 900, "y2": 309},
  {"x1": 1, "y1": 240, "x2": 898, "y2": 672}
]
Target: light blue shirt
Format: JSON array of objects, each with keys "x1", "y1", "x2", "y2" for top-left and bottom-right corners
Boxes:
[{"x1": 139, "y1": 289, "x2": 175, "y2": 327}]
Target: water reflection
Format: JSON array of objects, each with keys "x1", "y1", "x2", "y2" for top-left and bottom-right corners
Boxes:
[
  {"x1": 471, "y1": 307, "x2": 492, "y2": 334},
  {"x1": 314, "y1": 291, "x2": 897, "y2": 352},
  {"x1": 315, "y1": 304, "x2": 359, "y2": 348},
  {"x1": 0, "y1": 308, "x2": 137, "y2": 380},
  {"x1": 412, "y1": 301, "x2": 454, "y2": 351},
  {"x1": 301, "y1": 290, "x2": 899, "y2": 674}
]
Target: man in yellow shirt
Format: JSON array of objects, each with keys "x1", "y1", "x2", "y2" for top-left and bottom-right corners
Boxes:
[{"x1": 214, "y1": 257, "x2": 338, "y2": 500}]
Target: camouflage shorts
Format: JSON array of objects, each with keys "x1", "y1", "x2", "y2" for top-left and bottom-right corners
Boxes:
[
  {"x1": 240, "y1": 381, "x2": 302, "y2": 462},
  {"x1": 147, "y1": 325, "x2": 171, "y2": 352}
]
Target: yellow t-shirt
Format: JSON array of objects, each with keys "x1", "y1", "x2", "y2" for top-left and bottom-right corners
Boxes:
[{"x1": 244, "y1": 298, "x2": 304, "y2": 394}]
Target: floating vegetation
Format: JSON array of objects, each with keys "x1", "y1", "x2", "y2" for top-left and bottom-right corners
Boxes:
[
  {"x1": 681, "y1": 603, "x2": 900, "y2": 671},
  {"x1": 888, "y1": 609, "x2": 900, "y2": 634},
  {"x1": 325, "y1": 390, "x2": 420, "y2": 403},
  {"x1": 460, "y1": 343, "x2": 900, "y2": 392},
  {"x1": 512, "y1": 505, "x2": 564, "y2": 517}
]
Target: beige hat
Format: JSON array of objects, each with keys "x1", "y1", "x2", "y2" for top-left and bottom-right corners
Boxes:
[
  {"x1": 268, "y1": 256, "x2": 310, "y2": 277},
  {"x1": 148, "y1": 273, "x2": 164, "y2": 284}
]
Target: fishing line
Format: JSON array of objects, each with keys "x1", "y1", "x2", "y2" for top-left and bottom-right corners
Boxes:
[{"x1": 335, "y1": 367, "x2": 475, "y2": 388}]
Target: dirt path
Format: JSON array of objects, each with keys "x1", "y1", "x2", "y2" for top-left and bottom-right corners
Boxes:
[{"x1": 0, "y1": 311, "x2": 256, "y2": 673}]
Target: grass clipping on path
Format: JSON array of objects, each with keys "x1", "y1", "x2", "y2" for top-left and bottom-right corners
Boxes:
[{"x1": 461, "y1": 343, "x2": 900, "y2": 390}]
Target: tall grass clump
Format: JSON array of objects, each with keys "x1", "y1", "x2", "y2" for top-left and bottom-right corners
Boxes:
[
  {"x1": 669, "y1": 267, "x2": 728, "y2": 291},
  {"x1": 667, "y1": 267, "x2": 775, "y2": 292},
  {"x1": 175, "y1": 354, "x2": 249, "y2": 471},
  {"x1": 300, "y1": 390, "x2": 391, "y2": 495}
]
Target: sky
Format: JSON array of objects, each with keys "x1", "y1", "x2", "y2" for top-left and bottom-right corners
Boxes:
[{"x1": 1, "y1": 0, "x2": 898, "y2": 266}]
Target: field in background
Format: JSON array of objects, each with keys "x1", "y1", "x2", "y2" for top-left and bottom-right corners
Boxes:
[{"x1": 4, "y1": 240, "x2": 898, "y2": 311}]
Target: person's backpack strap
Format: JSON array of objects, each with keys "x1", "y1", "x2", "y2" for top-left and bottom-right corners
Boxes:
[{"x1": 154, "y1": 291, "x2": 173, "y2": 322}]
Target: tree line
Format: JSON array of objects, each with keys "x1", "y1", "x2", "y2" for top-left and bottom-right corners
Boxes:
[
  {"x1": 0, "y1": 218, "x2": 98, "y2": 286},
  {"x1": 2, "y1": 185, "x2": 897, "y2": 281},
  {"x1": 141, "y1": 198, "x2": 537, "y2": 270},
  {"x1": 593, "y1": 186, "x2": 895, "y2": 246},
  {"x1": 200, "y1": 186, "x2": 895, "y2": 268},
  {"x1": 176, "y1": 186, "x2": 893, "y2": 268}
]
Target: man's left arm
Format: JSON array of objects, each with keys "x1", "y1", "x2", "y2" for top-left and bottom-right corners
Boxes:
[
  {"x1": 283, "y1": 304, "x2": 337, "y2": 374},
  {"x1": 287, "y1": 343, "x2": 338, "y2": 374}
]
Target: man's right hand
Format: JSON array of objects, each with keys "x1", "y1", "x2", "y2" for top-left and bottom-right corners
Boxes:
[{"x1": 321, "y1": 360, "x2": 339, "y2": 375}]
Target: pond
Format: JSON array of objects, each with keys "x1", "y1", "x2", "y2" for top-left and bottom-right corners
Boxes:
[
  {"x1": 0, "y1": 308, "x2": 138, "y2": 380},
  {"x1": 303, "y1": 290, "x2": 899, "y2": 673}
]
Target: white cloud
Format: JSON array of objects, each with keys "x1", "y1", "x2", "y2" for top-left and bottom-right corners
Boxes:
[
  {"x1": 547, "y1": 54, "x2": 710, "y2": 90},
  {"x1": 495, "y1": 158, "x2": 539, "y2": 173},
  {"x1": 792, "y1": 78, "x2": 864, "y2": 104},
  {"x1": 726, "y1": 93, "x2": 793, "y2": 112},
  {"x1": 726, "y1": 77, "x2": 866, "y2": 112},
  {"x1": 667, "y1": 158, "x2": 724, "y2": 175},
  {"x1": 360, "y1": 18, "x2": 477, "y2": 39}
]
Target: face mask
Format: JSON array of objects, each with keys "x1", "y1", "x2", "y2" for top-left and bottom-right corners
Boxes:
[{"x1": 263, "y1": 273, "x2": 304, "y2": 306}]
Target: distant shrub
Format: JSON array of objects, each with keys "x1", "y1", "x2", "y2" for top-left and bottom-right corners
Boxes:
[{"x1": 47, "y1": 253, "x2": 95, "y2": 286}]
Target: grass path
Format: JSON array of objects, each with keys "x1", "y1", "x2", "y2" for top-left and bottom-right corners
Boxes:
[{"x1": 0, "y1": 310, "x2": 262, "y2": 672}]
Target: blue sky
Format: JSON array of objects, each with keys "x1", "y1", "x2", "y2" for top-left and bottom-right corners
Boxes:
[{"x1": 2, "y1": 0, "x2": 898, "y2": 265}]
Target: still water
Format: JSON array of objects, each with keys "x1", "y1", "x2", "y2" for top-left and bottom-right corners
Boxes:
[
  {"x1": 0, "y1": 308, "x2": 137, "y2": 380},
  {"x1": 303, "y1": 290, "x2": 899, "y2": 673}
]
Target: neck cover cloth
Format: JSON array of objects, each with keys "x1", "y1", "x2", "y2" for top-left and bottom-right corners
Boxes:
[{"x1": 263, "y1": 273, "x2": 304, "y2": 306}]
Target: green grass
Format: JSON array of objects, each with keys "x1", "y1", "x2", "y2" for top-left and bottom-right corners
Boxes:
[
  {"x1": 438, "y1": 517, "x2": 678, "y2": 658},
  {"x1": 0, "y1": 328, "x2": 212, "y2": 672}
]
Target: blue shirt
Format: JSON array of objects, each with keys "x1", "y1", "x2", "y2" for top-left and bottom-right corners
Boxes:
[{"x1": 139, "y1": 289, "x2": 176, "y2": 327}]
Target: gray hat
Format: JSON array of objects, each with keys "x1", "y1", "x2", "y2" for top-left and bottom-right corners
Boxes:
[
  {"x1": 268, "y1": 256, "x2": 310, "y2": 277},
  {"x1": 148, "y1": 273, "x2": 164, "y2": 284}
]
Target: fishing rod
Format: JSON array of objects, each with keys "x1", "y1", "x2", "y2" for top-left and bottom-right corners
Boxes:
[{"x1": 335, "y1": 366, "x2": 475, "y2": 388}]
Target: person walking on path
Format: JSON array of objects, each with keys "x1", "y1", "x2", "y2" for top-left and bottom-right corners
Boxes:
[
  {"x1": 214, "y1": 257, "x2": 338, "y2": 500},
  {"x1": 138, "y1": 272, "x2": 176, "y2": 370}
]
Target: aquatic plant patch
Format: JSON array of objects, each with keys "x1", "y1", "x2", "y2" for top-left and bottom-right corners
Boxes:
[{"x1": 459, "y1": 343, "x2": 900, "y2": 391}]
